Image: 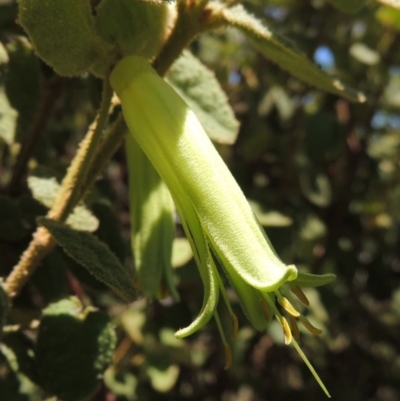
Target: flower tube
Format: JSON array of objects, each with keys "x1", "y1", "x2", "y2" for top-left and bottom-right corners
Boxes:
[{"x1": 110, "y1": 56, "x2": 333, "y2": 397}]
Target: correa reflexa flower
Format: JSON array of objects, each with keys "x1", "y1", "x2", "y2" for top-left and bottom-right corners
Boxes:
[{"x1": 110, "y1": 56, "x2": 335, "y2": 397}]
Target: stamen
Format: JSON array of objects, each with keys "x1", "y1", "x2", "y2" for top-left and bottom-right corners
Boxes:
[
  {"x1": 300, "y1": 315, "x2": 323, "y2": 335},
  {"x1": 291, "y1": 285, "x2": 310, "y2": 306},
  {"x1": 289, "y1": 315, "x2": 300, "y2": 341},
  {"x1": 231, "y1": 313, "x2": 239, "y2": 341},
  {"x1": 259, "y1": 298, "x2": 270, "y2": 322},
  {"x1": 224, "y1": 343, "x2": 233, "y2": 369},
  {"x1": 212, "y1": 264, "x2": 238, "y2": 340},
  {"x1": 277, "y1": 296, "x2": 300, "y2": 317},
  {"x1": 278, "y1": 315, "x2": 292, "y2": 345}
]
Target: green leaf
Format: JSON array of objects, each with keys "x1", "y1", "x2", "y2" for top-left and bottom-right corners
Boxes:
[
  {"x1": 92, "y1": 202, "x2": 127, "y2": 263},
  {"x1": 167, "y1": 50, "x2": 240, "y2": 145},
  {"x1": 38, "y1": 217, "x2": 136, "y2": 302},
  {"x1": 27, "y1": 169, "x2": 99, "y2": 232},
  {"x1": 325, "y1": 0, "x2": 367, "y2": 12},
  {"x1": 5, "y1": 36, "x2": 41, "y2": 142},
  {"x1": 17, "y1": 0, "x2": 105, "y2": 76},
  {"x1": 222, "y1": 5, "x2": 366, "y2": 102},
  {"x1": 95, "y1": 0, "x2": 171, "y2": 59},
  {"x1": 35, "y1": 297, "x2": 116, "y2": 401}
]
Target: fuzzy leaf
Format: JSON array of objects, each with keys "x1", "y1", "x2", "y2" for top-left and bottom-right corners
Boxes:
[
  {"x1": 222, "y1": 5, "x2": 365, "y2": 102},
  {"x1": 35, "y1": 297, "x2": 116, "y2": 401},
  {"x1": 28, "y1": 170, "x2": 99, "y2": 232},
  {"x1": 167, "y1": 51, "x2": 240, "y2": 144},
  {"x1": 38, "y1": 218, "x2": 136, "y2": 302},
  {"x1": 95, "y1": 0, "x2": 171, "y2": 59},
  {"x1": 17, "y1": 0, "x2": 104, "y2": 76}
]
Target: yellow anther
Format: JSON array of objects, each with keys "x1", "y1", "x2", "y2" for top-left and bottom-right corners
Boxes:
[
  {"x1": 300, "y1": 315, "x2": 323, "y2": 335},
  {"x1": 278, "y1": 296, "x2": 300, "y2": 317},
  {"x1": 224, "y1": 343, "x2": 233, "y2": 369},
  {"x1": 231, "y1": 313, "x2": 239, "y2": 341},
  {"x1": 291, "y1": 285, "x2": 310, "y2": 306},
  {"x1": 278, "y1": 315, "x2": 292, "y2": 345},
  {"x1": 289, "y1": 315, "x2": 300, "y2": 341},
  {"x1": 259, "y1": 299, "x2": 270, "y2": 322}
]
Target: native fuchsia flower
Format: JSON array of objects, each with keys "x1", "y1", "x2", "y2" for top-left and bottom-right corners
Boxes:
[{"x1": 110, "y1": 56, "x2": 335, "y2": 397}]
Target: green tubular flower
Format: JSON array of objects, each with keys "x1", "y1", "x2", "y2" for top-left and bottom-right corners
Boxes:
[
  {"x1": 126, "y1": 134, "x2": 178, "y2": 300},
  {"x1": 110, "y1": 56, "x2": 335, "y2": 397}
]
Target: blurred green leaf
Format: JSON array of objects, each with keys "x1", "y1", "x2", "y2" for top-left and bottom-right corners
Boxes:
[
  {"x1": 368, "y1": 132, "x2": 400, "y2": 159},
  {"x1": 167, "y1": 50, "x2": 240, "y2": 144},
  {"x1": 147, "y1": 364, "x2": 180, "y2": 393},
  {"x1": 35, "y1": 297, "x2": 116, "y2": 401},
  {"x1": 172, "y1": 238, "x2": 193, "y2": 268},
  {"x1": 299, "y1": 168, "x2": 332, "y2": 207},
  {"x1": 376, "y1": 5, "x2": 400, "y2": 29},
  {"x1": 38, "y1": 218, "x2": 136, "y2": 302},
  {"x1": 258, "y1": 86, "x2": 295, "y2": 121},
  {"x1": 28, "y1": 169, "x2": 99, "y2": 232},
  {"x1": 104, "y1": 367, "x2": 137, "y2": 401},
  {"x1": 349, "y1": 43, "x2": 381, "y2": 65},
  {"x1": 0, "y1": 42, "x2": 8, "y2": 65},
  {"x1": 377, "y1": 0, "x2": 400, "y2": 10},
  {"x1": 300, "y1": 215, "x2": 327, "y2": 241},
  {"x1": 0, "y1": 87, "x2": 17, "y2": 145},
  {"x1": 222, "y1": 5, "x2": 366, "y2": 102}
]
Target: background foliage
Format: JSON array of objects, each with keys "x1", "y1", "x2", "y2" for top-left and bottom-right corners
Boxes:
[{"x1": 1, "y1": 0, "x2": 400, "y2": 400}]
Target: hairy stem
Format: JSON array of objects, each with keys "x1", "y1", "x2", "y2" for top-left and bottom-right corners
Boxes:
[
  {"x1": 5, "y1": 1, "x2": 221, "y2": 298},
  {"x1": 153, "y1": 0, "x2": 222, "y2": 76},
  {"x1": 5, "y1": 78, "x2": 113, "y2": 297},
  {"x1": 48, "y1": 77, "x2": 113, "y2": 221}
]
